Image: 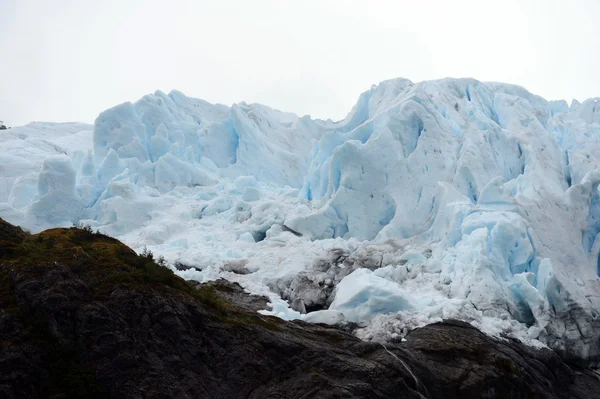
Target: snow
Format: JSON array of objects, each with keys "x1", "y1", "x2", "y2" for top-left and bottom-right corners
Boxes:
[{"x1": 1, "y1": 79, "x2": 600, "y2": 366}]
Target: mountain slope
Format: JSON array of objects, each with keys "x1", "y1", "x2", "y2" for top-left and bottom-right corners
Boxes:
[{"x1": 1, "y1": 218, "x2": 599, "y2": 398}]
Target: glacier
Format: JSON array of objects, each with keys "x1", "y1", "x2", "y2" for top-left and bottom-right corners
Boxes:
[{"x1": 1, "y1": 78, "x2": 600, "y2": 367}]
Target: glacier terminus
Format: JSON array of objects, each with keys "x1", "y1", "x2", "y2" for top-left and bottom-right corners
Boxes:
[{"x1": 1, "y1": 77, "x2": 600, "y2": 367}]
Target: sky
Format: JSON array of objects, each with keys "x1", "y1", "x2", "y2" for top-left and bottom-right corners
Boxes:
[{"x1": 1, "y1": 0, "x2": 599, "y2": 127}]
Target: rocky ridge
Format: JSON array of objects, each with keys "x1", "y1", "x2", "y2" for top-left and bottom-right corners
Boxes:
[{"x1": 0, "y1": 218, "x2": 598, "y2": 398}]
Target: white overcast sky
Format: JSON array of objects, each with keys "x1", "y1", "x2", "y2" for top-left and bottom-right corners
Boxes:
[{"x1": 1, "y1": 0, "x2": 599, "y2": 126}]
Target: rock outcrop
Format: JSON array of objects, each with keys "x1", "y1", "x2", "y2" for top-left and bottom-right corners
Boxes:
[{"x1": 0, "y1": 218, "x2": 598, "y2": 398}]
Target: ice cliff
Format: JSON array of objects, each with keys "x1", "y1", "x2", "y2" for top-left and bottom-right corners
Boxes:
[{"x1": 1, "y1": 78, "x2": 599, "y2": 366}]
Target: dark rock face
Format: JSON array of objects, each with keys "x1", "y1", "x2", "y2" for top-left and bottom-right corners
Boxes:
[
  {"x1": 193, "y1": 278, "x2": 269, "y2": 312},
  {"x1": 0, "y1": 218, "x2": 26, "y2": 256},
  {"x1": 0, "y1": 218, "x2": 599, "y2": 398},
  {"x1": 402, "y1": 320, "x2": 595, "y2": 398}
]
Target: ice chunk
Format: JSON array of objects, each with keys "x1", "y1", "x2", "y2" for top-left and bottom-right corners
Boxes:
[
  {"x1": 153, "y1": 153, "x2": 217, "y2": 193},
  {"x1": 238, "y1": 232, "x2": 255, "y2": 243},
  {"x1": 27, "y1": 155, "x2": 83, "y2": 230},
  {"x1": 241, "y1": 187, "x2": 261, "y2": 202},
  {"x1": 234, "y1": 175, "x2": 258, "y2": 192},
  {"x1": 150, "y1": 123, "x2": 171, "y2": 161},
  {"x1": 330, "y1": 269, "x2": 420, "y2": 322},
  {"x1": 93, "y1": 102, "x2": 149, "y2": 162},
  {"x1": 303, "y1": 310, "x2": 345, "y2": 325}
]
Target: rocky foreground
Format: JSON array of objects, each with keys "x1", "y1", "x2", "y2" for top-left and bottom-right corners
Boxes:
[{"x1": 0, "y1": 218, "x2": 598, "y2": 398}]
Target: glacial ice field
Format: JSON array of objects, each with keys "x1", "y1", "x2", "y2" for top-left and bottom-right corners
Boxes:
[{"x1": 1, "y1": 78, "x2": 600, "y2": 366}]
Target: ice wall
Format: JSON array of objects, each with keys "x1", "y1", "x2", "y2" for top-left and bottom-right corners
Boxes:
[{"x1": 1, "y1": 79, "x2": 600, "y2": 366}]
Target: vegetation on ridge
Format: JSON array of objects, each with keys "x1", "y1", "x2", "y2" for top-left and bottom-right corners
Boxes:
[{"x1": 0, "y1": 220, "x2": 241, "y2": 397}]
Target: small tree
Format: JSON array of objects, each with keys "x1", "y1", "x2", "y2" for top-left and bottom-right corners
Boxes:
[{"x1": 0, "y1": 120, "x2": 6, "y2": 130}]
